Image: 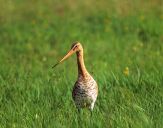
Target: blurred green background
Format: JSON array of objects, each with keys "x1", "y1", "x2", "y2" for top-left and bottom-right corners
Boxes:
[{"x1": 0, "y1": 0, "x2": 163, "y2": 127}]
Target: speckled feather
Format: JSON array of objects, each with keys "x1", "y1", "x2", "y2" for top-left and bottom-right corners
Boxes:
[{"x1": 72, "y1": 74, "x2": 98, "y2": 110}]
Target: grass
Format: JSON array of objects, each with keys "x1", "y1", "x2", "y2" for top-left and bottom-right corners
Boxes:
[{"x1": 0, "y1": 0, "x2": 163, "y2": 127}]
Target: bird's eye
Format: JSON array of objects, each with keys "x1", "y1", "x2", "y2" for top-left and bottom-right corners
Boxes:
[{"x1": 73, "y1": 45, "x2": 78, "y2": 51}]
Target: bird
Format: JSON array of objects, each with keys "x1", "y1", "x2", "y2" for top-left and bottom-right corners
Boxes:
[{"x1": 52, "y1": 42, "x2": 98, "y2": 111}]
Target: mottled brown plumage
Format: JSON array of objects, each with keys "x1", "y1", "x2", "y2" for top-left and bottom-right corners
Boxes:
[{"x1": 53, "y1": 42, "x2": 98, "y2": 111}]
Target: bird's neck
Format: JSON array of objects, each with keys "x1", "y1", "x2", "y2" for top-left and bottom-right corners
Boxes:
[{"x1": 76, "y1": 51, "x2": 88, "y2": 77}]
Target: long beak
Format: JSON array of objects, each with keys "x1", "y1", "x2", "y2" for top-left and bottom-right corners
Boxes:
[{"x1": 52, "y1": 49, "x2": 75, "y2": 68}]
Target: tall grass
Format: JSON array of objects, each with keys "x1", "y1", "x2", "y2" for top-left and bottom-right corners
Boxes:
[{"x1": 0, "y1": 0, "x2": 163, "y2": 127}]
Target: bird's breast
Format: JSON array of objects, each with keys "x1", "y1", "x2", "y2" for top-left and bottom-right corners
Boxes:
[{"x1": 72, "y1": 75, "x2": 98, "y2": 107}]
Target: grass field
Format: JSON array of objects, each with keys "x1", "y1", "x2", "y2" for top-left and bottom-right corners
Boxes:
[{"x1": 0, "y1": 0, "x2": 163, "y2": 127}]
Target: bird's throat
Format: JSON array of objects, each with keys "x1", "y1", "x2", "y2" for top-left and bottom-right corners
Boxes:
[{"x1": 76, "y1": 51, "x2": 88, "y2": 77}]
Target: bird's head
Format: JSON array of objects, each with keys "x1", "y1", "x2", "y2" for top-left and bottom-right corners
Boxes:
[
  {"x1": 52, "y1": 41, "x2": 83, "y2": 68},
  {"x1": 71, "y1": 42, "x2": 83, "y2": 52}
]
